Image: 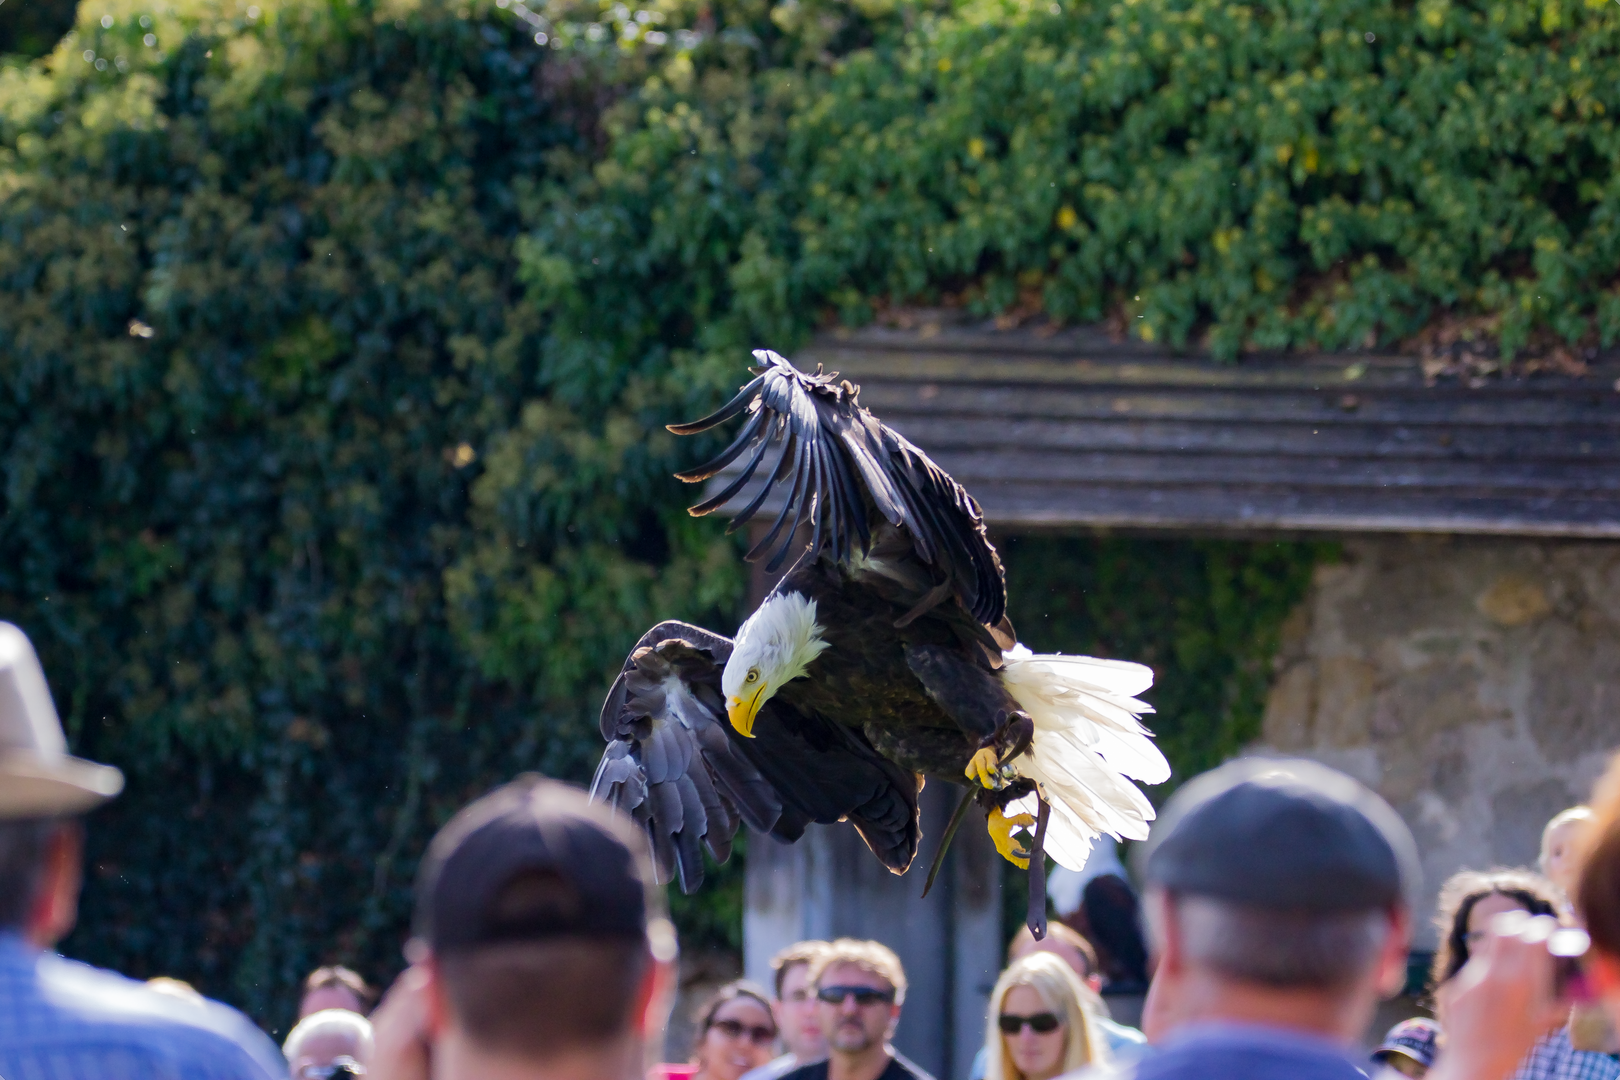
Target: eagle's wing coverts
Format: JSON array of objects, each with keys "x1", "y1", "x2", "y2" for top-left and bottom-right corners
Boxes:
[
  {"x1": 672, "y1": 349, "x2": 1006, "y2": 627},
  {"x1": 592, "y1": 620, "x2": 923, "y2": 891},
  {"x1": 591, "y1": 621, "x2": 781, "y2": 892}
]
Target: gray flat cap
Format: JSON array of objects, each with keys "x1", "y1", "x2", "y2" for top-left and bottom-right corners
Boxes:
[{"x1": 1141, "y1": 756, "x2": 1420, "y2": 912}]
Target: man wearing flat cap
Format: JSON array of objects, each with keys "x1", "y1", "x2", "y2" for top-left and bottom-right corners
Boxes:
[
  {"x1": 0, "y1": 621, "x2": 283, "y2": 1079},
  {"x1": 1062, "y1": 756, "x2": 1583, "y2": 1080}
]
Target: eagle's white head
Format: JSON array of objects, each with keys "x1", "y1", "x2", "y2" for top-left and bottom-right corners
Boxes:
[{"x1": 721, "y1": 591, "x2": 829, "y2": 737}]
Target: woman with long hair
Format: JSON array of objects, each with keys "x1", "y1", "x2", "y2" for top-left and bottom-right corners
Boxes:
[
  {"x1": 1429, "y1": 868, "x2": 1561, "y2": 992},
  {"x1": 690, "y1": 981, "x2": 779, "y2": 1080},
  {"x1": 983, "y1": 953, "x2": 1108, "y2": 1080},
  {"x1": 1430, "y1": 868, "x2": 1617, "y2": 1080}
]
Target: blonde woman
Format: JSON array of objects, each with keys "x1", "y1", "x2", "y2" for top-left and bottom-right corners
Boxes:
[{"x1": 984, "y1": 953, "x2": 1108, "y2": 1080}]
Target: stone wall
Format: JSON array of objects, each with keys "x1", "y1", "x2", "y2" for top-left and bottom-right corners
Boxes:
[{"x1": 1259, "y1": 535, "x2": 1620, "y2": 946}]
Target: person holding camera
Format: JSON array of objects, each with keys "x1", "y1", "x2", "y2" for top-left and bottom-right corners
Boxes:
[
  {"x1": 1062, "y1": 756, "x2": 1578, "y2": 1080},
  {"x1": 1423, "y1": 870, "x2": 1616, "y2": 1080}
]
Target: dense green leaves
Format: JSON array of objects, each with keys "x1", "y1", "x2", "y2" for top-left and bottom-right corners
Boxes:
[
  {"x1": 551, "y1": 0, "x2": 1620, "y2": 360},
  {"x1": 0, "y1": 0, "x2": 746, "y2": 1030}
]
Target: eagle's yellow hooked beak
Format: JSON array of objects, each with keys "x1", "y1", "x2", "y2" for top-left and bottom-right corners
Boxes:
[{"x1": 727, "y1": 685, "x2": 767, "y2": 738}]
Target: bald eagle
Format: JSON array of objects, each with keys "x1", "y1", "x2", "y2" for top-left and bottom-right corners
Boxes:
[{"x1": 591, "y1": 350, "x2": 1168, "y2": 932}]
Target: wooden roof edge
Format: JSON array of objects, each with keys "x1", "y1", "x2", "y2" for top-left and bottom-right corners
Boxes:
[
  {"x1": 800, "y1": 324, "x2": 1620, "y2": 392},
  {"x1": 979, "y1": 507, "x2": 1620, "y2": 539}
]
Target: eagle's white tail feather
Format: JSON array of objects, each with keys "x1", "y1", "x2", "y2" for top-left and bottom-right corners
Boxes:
[
  {"x1": 1001, "y1": 651, "x2": 1170, "y2": 784},
  {"x1": 1003, "y1": 644, "x2": 1155, "y2": 697},
  {"x1": 1000, "y1": 648, "x2": 1170, "y2": 872}
]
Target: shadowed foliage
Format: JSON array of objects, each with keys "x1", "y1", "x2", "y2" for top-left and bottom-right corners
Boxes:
[
  {"x1": 0, "y1": 0, "x2": 78, "y2": 58},
  {"x1": 0, "y1": 0, "x2": 752, "y2": 1032}
]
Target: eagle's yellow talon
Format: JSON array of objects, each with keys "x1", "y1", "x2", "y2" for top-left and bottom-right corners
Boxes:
[
  {"x1": 988, "y1": 807, "x2": 1036, "y2": 869},
  {"x1": 965, "y1": 747, "x2": 1000, "y2": 789}
]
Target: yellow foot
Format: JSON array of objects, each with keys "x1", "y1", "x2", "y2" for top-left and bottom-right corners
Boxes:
[
  {"x1": 965, "y1": 747, "x2": 1000, "y2": 789},
  {"x1": 988, "y1": 807, "x2": 1036, "y2": 869}
]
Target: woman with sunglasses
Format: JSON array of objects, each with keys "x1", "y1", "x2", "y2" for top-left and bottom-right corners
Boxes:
[
  {"x1": 983, "y1": 953, "x2": 1107, "y2": 1080},
  {"x1": 692, "y1": 982, "x2": 781, "y2": 1080}
]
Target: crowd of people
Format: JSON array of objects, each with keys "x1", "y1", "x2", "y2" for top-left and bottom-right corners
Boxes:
[{"x1": 4, "y1": 615, "x2": 1620, "y2": 1080}]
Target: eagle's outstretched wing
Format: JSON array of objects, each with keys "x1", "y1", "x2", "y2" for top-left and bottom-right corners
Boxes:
[
  {"x1": 591, "y1": 621, "x2": 780, "y2": 892},
  {"x1": 592, "y1": 621, "x2": 922, "y2": 891},
  {"x1": 671, "y1": 349, "x2": 1006, "y2": 628}
]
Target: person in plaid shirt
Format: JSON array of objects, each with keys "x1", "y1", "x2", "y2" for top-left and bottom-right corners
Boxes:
[{"x1": 0, "y1": 622, "x2": 282, "y2": 1080}]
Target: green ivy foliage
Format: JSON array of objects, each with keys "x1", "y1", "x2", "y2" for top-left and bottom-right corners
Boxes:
[
  {"x1": 0, "y1": 0, "x2": 749, "y2": 1030},
  {"x1": 549, "y1": 0, "x2": 1620, "y2": 359}
]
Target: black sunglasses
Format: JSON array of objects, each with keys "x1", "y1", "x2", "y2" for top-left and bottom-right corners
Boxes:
[
  {"x1": 999, "y1": 1012, "x2": 1062, "y2": 1035},
  {"x1": 709, "y1": 1018, "x2": 778, "y2": 1045},
  {"x1": 817, "y1": 985, "x2": 896, "y2": 1006}
]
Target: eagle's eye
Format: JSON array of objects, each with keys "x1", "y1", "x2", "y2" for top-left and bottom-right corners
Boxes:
[{"x1": 745, "y1": 668, "x2": 760, "y2": 684}]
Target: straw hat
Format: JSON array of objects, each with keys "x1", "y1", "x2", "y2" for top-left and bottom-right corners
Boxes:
[{"x1": 0, "y1": 622, "x2": 123, "y2": 819}]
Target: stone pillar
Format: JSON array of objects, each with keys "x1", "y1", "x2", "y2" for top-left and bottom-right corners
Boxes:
[
  {"x1": 744, "y1": 783, "x2": 1003, "y2": 1080},
  {"x1": 1258, "y1": 536, "x2": 1620, "y2": 947}
]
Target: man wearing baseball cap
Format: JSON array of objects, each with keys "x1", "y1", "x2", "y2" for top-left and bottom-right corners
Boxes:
[
  {"x1": 369, "y1": 775, "x2": 677, "y2": 1080},
  {"x1": 1068, "y1": 756, "x2": 1578, "y2": 1080},
  {"x1": 0, "y1": 621, "x2": 284, "y2": 1079}
]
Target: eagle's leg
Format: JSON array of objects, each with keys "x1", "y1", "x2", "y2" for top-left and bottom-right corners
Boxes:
[
  {"x1": 965, "y1": 708, "x2": 1035, "y2": 789},
  {"x1": 996, "y1": 709, "x2": 1035, "y2": 764},
  {"x1": 1025, "y1": 794, "x2": 1052, "y2": 940},
  {"x1": 904, "y1": 645, "x2": 1029, "y2": 787}
]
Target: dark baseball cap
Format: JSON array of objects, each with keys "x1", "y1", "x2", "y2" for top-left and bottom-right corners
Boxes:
[
  {"x1": 413, "y1": 775, "x2": 666, "y2": 953},
  {"x1": 1140, "y1": 757, "x2": 1420, "y2": 912}
]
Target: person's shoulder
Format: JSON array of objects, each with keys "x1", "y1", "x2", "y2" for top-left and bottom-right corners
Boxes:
[
  {"x1": 1535, "y1": 1024, "x2": 1620, "y2": 1079},
  {"x1": 743, "y1": 1053, "x2": 805, "y2": 1080},
  {"x1": 777, "y1": 1058, "x2": 831, "y2": 1080},
  {"x1": 1126, "y1": 1024, "x2": 1365, "y2": 1080},
  {"x1": 1056, "y1": 1060, "x2": 1136, "y2": 1080},
  {"x1": 1096, "y1": 1017, "x2": 1147, "y2": 1046},
  {"x1": 30, "y1": 954, "x2": 283, "y2": 1078},
  {"x1": 888, "y1": 1049, "x2": 940, "y2": 1080}
]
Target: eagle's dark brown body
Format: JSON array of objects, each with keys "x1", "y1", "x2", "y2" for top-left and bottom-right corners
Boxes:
[{"x1": 774, "y1": 543, "x2": 1023, "y2": 782}]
